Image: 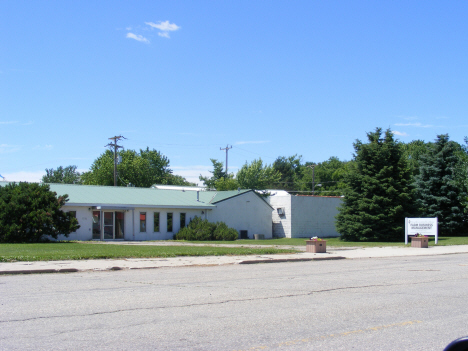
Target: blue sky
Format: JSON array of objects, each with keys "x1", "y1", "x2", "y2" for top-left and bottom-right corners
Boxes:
[{"x1": 1, "y1": 1, "x2": 467, "y2": 185}]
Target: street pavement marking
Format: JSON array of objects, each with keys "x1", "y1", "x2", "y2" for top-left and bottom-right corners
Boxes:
[{"x1": 232, "y1": 320, "x2": 423, "y2": 351}]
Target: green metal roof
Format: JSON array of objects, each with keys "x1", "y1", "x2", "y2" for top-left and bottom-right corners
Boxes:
[
  {"x1": 48, "y1": 184, "x2": 216, "y2": 209},
  {"x1": 204, "y1": 189, "x2": 251, "y2": 203},
  {"x1": 0, "y1": 182, "x2": 271, "y2": 209}
]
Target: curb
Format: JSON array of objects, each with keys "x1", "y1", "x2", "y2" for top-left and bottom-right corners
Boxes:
[
  {"x1": 0, "y1": 268, "x2": 79, "y2": 275},
  {"x1": 238, "y1": 256, "x2": 346, "y2": 264},
  {"x1": 0, "y1": 256, "x2": 347, "y2": 275}
]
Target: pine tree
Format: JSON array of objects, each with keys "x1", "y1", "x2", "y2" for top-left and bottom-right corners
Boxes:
[
  {"x1": 0, "y1": 182, "x2": 80, "y2": 242},
  {"x1": 336, "y1": 128, "x2": 416, "y2": 241},
  {"x1": 414, "y1": 134, "x2": 468, "y2": 235}
]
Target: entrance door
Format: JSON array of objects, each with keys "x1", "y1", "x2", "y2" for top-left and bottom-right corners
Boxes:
[
  {"x1": 103, "y1": 212, "x2": 114, "y2": 240},
  {"x1": 92, "y1": 211, "x2": 101, "y2": 239}
]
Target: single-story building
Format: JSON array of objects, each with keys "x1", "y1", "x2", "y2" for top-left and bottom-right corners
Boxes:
[
  {"x1": 45, "y1": 184, "x2": 273, "y2": 241},
  {"x1": 267, "y1": 191, "x2": 343, "y2": 238}
]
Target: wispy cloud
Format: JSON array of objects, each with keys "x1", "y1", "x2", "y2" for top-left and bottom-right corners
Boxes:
[
  {"x1": 394, "y1": 123, "x2": 433, "y2": 128},
  {"x1": 126, "y1": 32, "x2": 149, "y2": 43},
  {"x1": 0, "y1": 144, "x2": 21, "y2": 153},
  {"x1": 33, "y1": 144, "x2": 53, "y2": 150},
  {"x1": 235, "y1": 141, "x2": 270, "y2": 145},
  {"x1": 0, "y1": 121, "x2": 18, "y2": 125},
  {"x1": 392, "y1": 131, "x2": 408, "y2": 136},
  {"x1": 145, "y1": 21, "x2": 180, "y2": 38}
]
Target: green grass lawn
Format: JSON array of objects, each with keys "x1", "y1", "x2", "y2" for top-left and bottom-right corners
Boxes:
[
  {"x1": 178, "y1": 236, "x2": 468, "y2": 247},
  {"x1": 0, "y1": 242, "x2": 299, "y2": 262}
]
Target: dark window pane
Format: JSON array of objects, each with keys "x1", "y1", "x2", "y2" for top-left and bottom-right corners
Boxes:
[
  {"x1": 154, "y1": 212, "x2": 160, "y2": 232},
  {"x1": 180, "y1": 213, "x2": 186, "y2": 229},
  {"x1": 140, "y1": 212, "x2": 146, "y2": 232},
  {"x1": 92, "y1": 211, "x2": 100, "y2": 239},
  {"x1": 167, "y1": 213, "x2": 173, "y2": 232}
]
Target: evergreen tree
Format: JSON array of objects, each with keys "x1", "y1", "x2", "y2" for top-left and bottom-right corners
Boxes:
[
  {"x1": 0, "y1": 182, "x2": 80, "y2": 242},
  {"x1": 336, "y1": 128, "x2": 416, "y2": 241},
  {"x1": 414, "y1": 134, "x2": 468, "y2": 235}
]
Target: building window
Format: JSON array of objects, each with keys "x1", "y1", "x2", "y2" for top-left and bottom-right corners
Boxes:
[
  {"x1": 167, "y1": 213, "x2": 173, "y2": 232},
  {"x1": 140, "y1": 212, "x2": 146, "y2": 232},
  {"x1": 180, "y1": 213, "x2": 186, "y2": 229},
  {"x1": 154, "y1": 212, "x2": 160, "y2": 232}
]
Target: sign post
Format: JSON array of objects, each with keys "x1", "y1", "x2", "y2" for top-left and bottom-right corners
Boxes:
[{"x1": 405, "y1": 218, "x2": 438, "y2": 244}]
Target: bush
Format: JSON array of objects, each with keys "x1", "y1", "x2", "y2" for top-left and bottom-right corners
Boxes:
[
  {"x1": 213, "y1": 222, "x2": 238, "y2": 241},
  {"x1": 174, "y1": 216, "x2": 238, "y2": 241}
]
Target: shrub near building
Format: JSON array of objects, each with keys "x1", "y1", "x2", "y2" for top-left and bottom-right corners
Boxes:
[{"x1": 175, "y1": 216, "x2": 238, "y2": 241}]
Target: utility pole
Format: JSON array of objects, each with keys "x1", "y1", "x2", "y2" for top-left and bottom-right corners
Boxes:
[
  {"x1": 106, "y1": 135, "x2": 126, "y2": 186},
  {"x1": 220, "y1": 145, "x2": 232, "y2": 175},
  {"x1": 307, "y1": 164, "x2": 316, "y2": 195}
]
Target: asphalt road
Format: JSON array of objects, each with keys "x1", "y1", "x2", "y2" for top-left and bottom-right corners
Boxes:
[{"x1": 1, "y1": 254, "x2": 468, "y2": 351}]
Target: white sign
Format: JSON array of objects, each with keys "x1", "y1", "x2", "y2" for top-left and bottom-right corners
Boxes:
[{"x1": 405, "y1": 217, "x2": 438, "y2": 244}]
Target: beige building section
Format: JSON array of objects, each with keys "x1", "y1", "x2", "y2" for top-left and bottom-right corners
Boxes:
[{"x1": 268, "y1": 193, "x2": 342, "y2": 238}]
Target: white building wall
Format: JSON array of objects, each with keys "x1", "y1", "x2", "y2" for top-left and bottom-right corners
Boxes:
[
  {"x1": 56, "y1": 206, "x2": 94, "y2": 241},
  {"x1": 268, "y1": 195, "x2": 343, "y2": 238},
  {"x1": 55, "y1": 193, "x2": 273, "y2": 241},
  {"x1": 290, "y1": 196, "x2": 342, "y2": 238},
  {"x1": 208, "y1": 192, "x2": 273, "y2": 239},
  {"x1": 268, "y1": 195, "x2": 292, "y2": 238}
]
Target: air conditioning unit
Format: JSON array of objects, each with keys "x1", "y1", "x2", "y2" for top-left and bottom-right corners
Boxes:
[{"x1": 277, "y1": 208, "x2": 285, "y2": 215}]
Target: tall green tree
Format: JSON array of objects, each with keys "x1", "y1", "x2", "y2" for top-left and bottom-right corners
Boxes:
[
  {"x1": 0, "y1": 182, "x2": 80, "y2": 242},
  {"x1": 214, "y1": 176, "x2": 239, "y2": 191},
  {"x1": 413, "y1": 134, "x2": 468, "y2": 235},
  {"x1": 400, "y1": 140, "x2": 430, "y2": 177},
  {"x1": 199, "y1": 159, "x2": 227, "y2": 189},
  {"x1": 299, "y1": 157, "x2": 350, "y2": 196},
  {"x1": 42, "y1": 165, "x2": 82, "y2": 184},
  {"x1": 271, "y1": 155, "x2": 303, "y2": 190},
  {"x1": 336, "y1": 128, "x2": 416, "y2": 241},
  {"x1": 236, "y1": 158, "x2": 281, "y2": 191},
  {"x1": 81, "y1": 147, "x2": 191, "y2": 187}
]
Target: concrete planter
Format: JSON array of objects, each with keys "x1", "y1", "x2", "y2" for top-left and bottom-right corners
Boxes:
[
  {"x1": 411, "y1": 236, "x2": 428, "y2": 248},
  {"x1": 306, "y1": 240, "x2": 326, "y2": 253}
]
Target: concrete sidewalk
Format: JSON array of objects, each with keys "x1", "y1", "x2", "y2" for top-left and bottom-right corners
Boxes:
[{"x1": 2, "y1": 244, "x2": 468, "y2": 275}]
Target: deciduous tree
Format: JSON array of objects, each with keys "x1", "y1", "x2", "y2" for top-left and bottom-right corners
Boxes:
[
  {"x1": 236, "y1": 158, "x2": 281, "y2": 191},
  {"x1": 81, "y1": 148, "x2": 191, "y2": 187},
  {"x1": 42, "y1": 165, "x2": 82, "y2": 184},
  {"x1": 199, "y1": 159, "x2": 226, "y2": 189}
]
